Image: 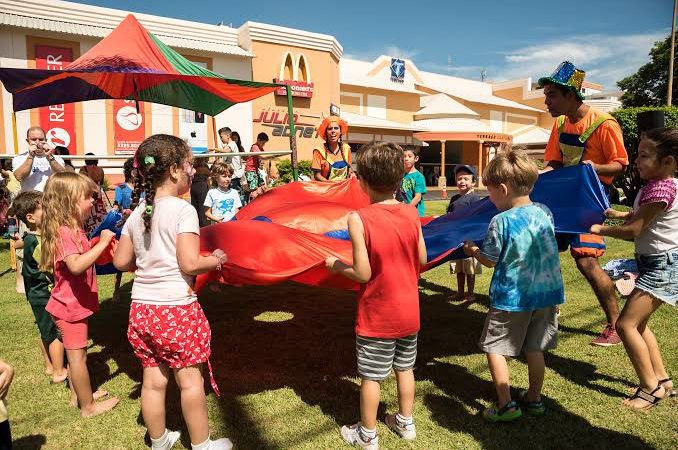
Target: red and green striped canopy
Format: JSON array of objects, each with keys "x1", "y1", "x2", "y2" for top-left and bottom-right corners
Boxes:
[{"x1": 0, "y1": 14, "x2": 279, "y2": 115}]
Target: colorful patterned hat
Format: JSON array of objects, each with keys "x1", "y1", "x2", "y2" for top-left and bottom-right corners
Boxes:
[{"x1": 538, "y1": 61, "x2": 586, "y2": 100}]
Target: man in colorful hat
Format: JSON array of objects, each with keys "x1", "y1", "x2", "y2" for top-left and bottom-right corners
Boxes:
[
  {"x1": 539, "y1": 61, "x2": 629, "y2": 346},
  {"x1": 312, "y1": 116, "x2": 353, "y2": 182}
]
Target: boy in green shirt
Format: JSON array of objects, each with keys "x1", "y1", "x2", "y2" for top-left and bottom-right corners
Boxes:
[
  {"x1": 13, "y1": 191, "x2": 67, "y2": 384},
  {"x1": 400, "y1": 147, "x2": 427, "y2": 216}
]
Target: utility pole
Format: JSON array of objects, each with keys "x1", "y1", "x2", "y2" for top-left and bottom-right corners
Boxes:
[{"x1": 669, "y1": 0, "x2": 677, "y2": 105}]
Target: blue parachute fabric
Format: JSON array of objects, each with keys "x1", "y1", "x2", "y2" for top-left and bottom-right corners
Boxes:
[
  {"x1": 422, "y1": 164, "x2": 610, "y2": 266},
  {"x1": 91, "y1": 210, "x2": 123, "y2": 275},
  {"x1": 90, "y1": 210, "x2": 123, "y2": 240},
  {"x1": 324, "y1": 229, "x2": 350, "y2": 240}
]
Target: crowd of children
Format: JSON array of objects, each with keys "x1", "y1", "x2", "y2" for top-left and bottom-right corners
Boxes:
[{"x1": 0, "y1": 121, "x2": 676, "y2": 449}]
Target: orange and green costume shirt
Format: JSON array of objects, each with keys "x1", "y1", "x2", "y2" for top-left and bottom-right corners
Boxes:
[
  {"x1": 544, "y1": 107, "x2": 628, "y2": 186},
  {"x1": 312, "y1": 143, "x2": 352, "y2": 181}
]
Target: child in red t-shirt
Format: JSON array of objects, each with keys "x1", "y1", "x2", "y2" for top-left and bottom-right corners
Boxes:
[
  {"x1": 41, "y1": 172, "x2": 119, "y2": 418},
  {"x1": 326, "y1": 141, "x2": 427, "y2": 449}
]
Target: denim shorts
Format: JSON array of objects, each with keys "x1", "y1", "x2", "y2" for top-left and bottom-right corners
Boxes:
[{"x1": 635, "y1": 251, "x2": 678, "y2": 306}]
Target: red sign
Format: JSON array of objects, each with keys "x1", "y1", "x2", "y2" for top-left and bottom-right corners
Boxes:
[
  {"x1": 274, "y1": 79, "x2": 314, "y2": 98},
  {"x1": 35, "y1": 45, "x2": 77, "y2": 152},
  {"x1": 113, "y1": 99, "x2": 145, "y2": 154}
]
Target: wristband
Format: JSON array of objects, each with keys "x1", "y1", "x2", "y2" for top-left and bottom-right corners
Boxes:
[{"x1": 47, "y1": 155, "x2": 56, "y2": 162}]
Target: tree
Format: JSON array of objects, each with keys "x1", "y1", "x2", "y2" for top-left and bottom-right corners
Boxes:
[
  {"x1": 618, "y1": 35, "x2": 676, "y2": 107},
  {"x1": 611, "y1": 106, "x2": 678, "y2": 204}
]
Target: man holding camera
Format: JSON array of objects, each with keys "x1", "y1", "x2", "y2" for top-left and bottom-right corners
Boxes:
[{"x1": 12, "y1": 126, "x2": 65, "y2": 193}]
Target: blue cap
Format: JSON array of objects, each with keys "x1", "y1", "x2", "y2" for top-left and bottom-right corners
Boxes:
[{"x1": 454, "y1": 164, "x2": 476, "y2": 177}]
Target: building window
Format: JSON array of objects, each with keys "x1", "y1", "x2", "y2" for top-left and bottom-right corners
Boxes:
[
  {"x1": 367, "y1": 95, "x2": 386, "y2": 119},
  {"x1": 490, "y1": 111, "x2": 503, "y2": 132},
  {"x1": 340, "y1": 92, "x2": 363, "y2": 115}
]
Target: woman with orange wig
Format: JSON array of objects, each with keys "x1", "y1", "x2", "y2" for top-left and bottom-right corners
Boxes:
[{"x1": 312, "y1": 116, "x2": 353, "y2": 181}]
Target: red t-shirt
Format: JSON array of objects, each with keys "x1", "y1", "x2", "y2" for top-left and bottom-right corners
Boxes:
[
  {"x1": 245, "y1": 143, "x2": 262, "y2": 172},
  {"x1": 45, "y1": 226, "x2": 99, "y2": 321},
  {"x1": 355, "y1": 203, "x2": 421, "y2": 338}
]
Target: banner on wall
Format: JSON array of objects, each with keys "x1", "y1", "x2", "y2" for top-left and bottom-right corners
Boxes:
[
  {"x1": 113, "y1": 99, "x2": 145, "y2": 155},
  {"x1": 35, "y1": 45, "x2": 77, "y2": 151}
]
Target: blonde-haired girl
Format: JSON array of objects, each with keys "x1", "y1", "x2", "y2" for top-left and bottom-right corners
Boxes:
[{"x1": 41, "y1": 171, "x2": 119, "y2": 417}]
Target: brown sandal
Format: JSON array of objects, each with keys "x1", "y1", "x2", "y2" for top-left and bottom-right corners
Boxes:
[
  {"x1": 625, "y1": 383, "x2": 664, "y2": 410},
  {"x1": 628, "y1": 378, "x2": 677, "y2": 398}
]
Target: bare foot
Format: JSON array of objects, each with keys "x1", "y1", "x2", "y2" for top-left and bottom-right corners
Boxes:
[
  {"x1": 80, "y1": 396, "x2": 120, "y2": 418},
  {"x1": 45, "y1": 366, "x2": 54, "y2": 376},
  {"x1": 51, "y1": 371, "x2": 68, "y2": 384},
  {"x1": 69, "y1": 389, "x2": 109, "y2": 407}
]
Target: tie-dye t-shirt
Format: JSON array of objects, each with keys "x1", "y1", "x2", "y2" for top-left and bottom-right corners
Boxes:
[{"x1": 480, "y1": 203, "x2": 565, "y2": 312}]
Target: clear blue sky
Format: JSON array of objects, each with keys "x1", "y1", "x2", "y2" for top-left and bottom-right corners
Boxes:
[{"x1": 72, "y1": 0, "x2": 672, "y2": 89}]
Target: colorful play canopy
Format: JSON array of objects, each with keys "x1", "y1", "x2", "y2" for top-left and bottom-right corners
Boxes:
[{"x1": 0, "y1": 14, "x2": 278, "y2": 115}]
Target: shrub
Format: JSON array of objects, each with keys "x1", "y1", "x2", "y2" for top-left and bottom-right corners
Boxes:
[
  {"x1": 611, "y1": 106, "x2": 678, "y2": 204},
  {"x1": 275, "y1": 159, "x2": 313, "y2": 184}
]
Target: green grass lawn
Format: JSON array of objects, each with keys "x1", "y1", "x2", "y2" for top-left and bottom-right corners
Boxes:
[{"x1": 1, "y1": 200, "x2": 676, "y2": 449}]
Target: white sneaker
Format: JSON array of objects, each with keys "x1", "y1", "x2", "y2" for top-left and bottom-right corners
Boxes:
[
  {"x1": 150, "y1": 430, "x2": 181, "y2": 450},
  {"x1": 385, "y1": 413, "x2": 416, "y2": 440},
  {"x1": 208, "y1": 438, "x2": 233, "y2": 450},
  {"x1": 340, "y1": 422, "x2": 379, "y2": 450},
  {"x1": 166, "y1": 431, "x2": 181, "y2": 449}
]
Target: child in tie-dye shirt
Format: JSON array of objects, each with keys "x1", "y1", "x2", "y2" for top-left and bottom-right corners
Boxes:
[{"x1": 464, "y1": 149, "x2": 564, "y2": 423}]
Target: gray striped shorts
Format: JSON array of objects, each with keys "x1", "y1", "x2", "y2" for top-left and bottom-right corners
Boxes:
[{"x1": 356, "y1": 334, "x2": 418, "y2": 381}]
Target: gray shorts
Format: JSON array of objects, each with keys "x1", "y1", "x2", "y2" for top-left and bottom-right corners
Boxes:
[
  {"x1": 478, "y1": 306, "x2": 558, "y2": 357},
  {"x1": 356, "y1": 334, "x2": 417, "y2": 381}
]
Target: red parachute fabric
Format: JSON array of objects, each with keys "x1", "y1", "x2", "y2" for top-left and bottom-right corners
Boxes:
[
  {"x1": 91, "y1": 236, "x2": 118, "y2": 265},
  {"x1": 196, "y1": 179, "x2": 368, "y2": 292},
  {"x1": 197, "y1": 219, "x2": 357, "y2": 292},
  {"x1": 235, "y1": 178, "x2": 369, "y2": 232}
]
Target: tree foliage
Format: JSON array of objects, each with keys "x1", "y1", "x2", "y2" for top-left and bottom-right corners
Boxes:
[
  {"x1": 618, "y1": 35, "x2": 676, "y2": 107},
  {"x1": 611, "y1": 106, "x2": 678, "y2": 203}
]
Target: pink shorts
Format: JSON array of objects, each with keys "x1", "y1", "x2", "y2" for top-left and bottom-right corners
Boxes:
[
  {"x1": 53, "y1": 317, "x2": 89, "y2": 350},
  {"x1": 127, "y1": 302, "x2": 211, "y2": 369}
]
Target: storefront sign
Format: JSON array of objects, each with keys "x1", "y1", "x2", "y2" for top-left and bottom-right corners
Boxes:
[
  {"x1": 390, "y1": 58, "x2": 405, "y2": 83},
  {"x1": 274, "y1": 79, "x2": 314, "y2": 98},
  {"x1": 113, "y1": 99, "x2": 145, "y2": 155},
  {"x1": 253, "y1": 109, "x2": 317, "y2": 138},
  {"x1": 35, "y1": 45, "x2": 77, "y2": 151}
]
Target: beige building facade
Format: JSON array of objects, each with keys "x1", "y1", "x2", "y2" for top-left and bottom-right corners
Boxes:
[{"x1": 0, "y1": 0, "x2": 619, "y2": 187}]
